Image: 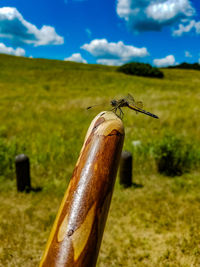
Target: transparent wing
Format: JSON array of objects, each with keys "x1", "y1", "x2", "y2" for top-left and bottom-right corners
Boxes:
[
  {"x1": 86, "y1": 103, "x2": 105, "y2": 110},
  {"x1": 126, "y1": 94, "x2": 143, "y2": 109},
  {"x1": 135, "y1": 101, "x2": 143, "y2": 109},
  {"x1": 125, "y1": 93, "x2": 135, "y2": 105},
  {"x1": 86, "y1": 104, "x2": 99, "y2": 110}
]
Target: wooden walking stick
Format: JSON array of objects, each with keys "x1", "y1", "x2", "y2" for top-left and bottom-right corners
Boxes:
[{"x1": 40, "y1": 111, "x2": 124, "y2": 267}]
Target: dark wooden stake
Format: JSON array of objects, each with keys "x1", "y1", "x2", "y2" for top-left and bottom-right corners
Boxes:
[
  {"x1": 119, "y1": 151, "x2": 132, "y2": 188},
  {"x1": 39, "y1": 111, "x2": 124, "y2": 267},
  {"x1": 15, "y1": 154, "x2": 31, "y2": 192}
]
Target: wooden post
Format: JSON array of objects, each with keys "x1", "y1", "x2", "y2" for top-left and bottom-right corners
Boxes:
[
  {"x1": 39, "y1": 111, "x2": 124, "y2": 267},
  {"x1": 15, "y1": 154, "x2": 31, "y2": 192},
  {"x1": 119, "y1": 151, "x2": 132, "y2": 188}
]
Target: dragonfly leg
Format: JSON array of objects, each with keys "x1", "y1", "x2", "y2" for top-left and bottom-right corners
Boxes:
[
  {"x1": 119, "y1": 108, "x2": 124, "y2": 119},
  {"x1": 111, "y1": 107, "x2": 123, "y2": 119},
  {"x1": 111, "y1": 107, "x2": 117, "y2": 114},
  {"x1": 116, "y1": 108, "x2": 121, "y2": 118}
]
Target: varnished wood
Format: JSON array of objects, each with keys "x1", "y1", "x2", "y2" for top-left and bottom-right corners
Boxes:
[{"x1": 40, "y1": 111, "x2": 124, "y2": 267}]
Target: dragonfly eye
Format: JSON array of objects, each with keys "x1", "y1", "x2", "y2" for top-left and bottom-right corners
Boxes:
[{"x1": 110, "y1": 99, "x2": 117, "y2": 107}]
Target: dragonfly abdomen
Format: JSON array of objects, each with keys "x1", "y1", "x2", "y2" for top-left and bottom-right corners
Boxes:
[{"x1": 127, "y1": 104, "x2": 159, "y2": 119}]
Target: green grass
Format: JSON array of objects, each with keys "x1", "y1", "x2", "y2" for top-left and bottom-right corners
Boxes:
[{"x1": 0, "y1": 54, "x2": 200, "y2": 266}]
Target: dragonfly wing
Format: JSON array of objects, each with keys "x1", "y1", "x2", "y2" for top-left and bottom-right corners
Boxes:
[
  {"x1": 136, "y1": 101, "x2": 143, "y2": 109},
  {"x1": 126, "y1": 93, "x2": 135, "y2": 105}
]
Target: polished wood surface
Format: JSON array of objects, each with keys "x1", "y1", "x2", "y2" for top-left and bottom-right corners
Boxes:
[{"x1": 40, "y1": 111, "x2": 124, "y2": 267}]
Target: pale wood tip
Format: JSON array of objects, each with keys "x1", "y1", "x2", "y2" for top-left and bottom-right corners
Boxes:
[{"x1": 89, "y1": 111, "x2": 124, "y2": 137}]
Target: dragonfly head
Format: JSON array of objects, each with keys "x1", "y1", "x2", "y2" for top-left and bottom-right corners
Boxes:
[{"x1": 110, "y1": 99, "x2": 117, "y2": 107}]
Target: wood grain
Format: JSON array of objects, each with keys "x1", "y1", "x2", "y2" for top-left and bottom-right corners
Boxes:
[{"x1": 39, "y1": 111, "x2": 124, "y2": 267}]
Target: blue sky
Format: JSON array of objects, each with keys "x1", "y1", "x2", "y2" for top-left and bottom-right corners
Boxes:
[{"x1": 0, "y1": 0, "x2": 200, "y2": 66}]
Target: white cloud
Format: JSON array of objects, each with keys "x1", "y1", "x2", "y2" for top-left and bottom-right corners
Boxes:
[
  {"x1": 153, "y1": 55, "x2": 176, "y2": 67},
  {"x1": 0, "y1": 42, "x2": 25, "y2": 56},
  {"x1": 117, "y1": 0, "x2": 195, "y2": 32},
  {"x1": 64, "y1": 53, "x2": 87, "y2": 63},
  {"x1": 185, "y1": 51, "x2": 192, "y2": 58},
  {"x1": 81, "y1": 39, "x2": 149, "y2": 65},
  {"x1": 173, "y1": 19, "x2": 200, "y2": 36},
  {"x1": 195, "y1": 22, "x2": 200, "y2": 34},
  {"x1": 0, "y1": 7, "x2": 64, "y2": 46},
  {"x1": 146, "y1": 0, "x2": 194, "y2": 22},
  {"x1": 97, "y1": 59, "x2": 125, "y2": 66}
]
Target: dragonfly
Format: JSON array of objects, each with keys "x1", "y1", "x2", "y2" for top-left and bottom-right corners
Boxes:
[{"x1": 87, "y1": 94, "x2": 159, "y2": 119}]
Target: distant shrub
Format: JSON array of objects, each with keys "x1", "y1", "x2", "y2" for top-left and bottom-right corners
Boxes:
[
  {"x1": 117, "y1": 62, "x2": 164, "y2": 78},
  {"x1": 168, "y1": 62, "x2": 200, "y2": 71},
  {"x1": 152, "y1": 134, "x2": 199, "y2": 176}
]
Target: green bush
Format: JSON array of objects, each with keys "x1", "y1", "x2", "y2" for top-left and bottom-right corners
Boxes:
[
  {"x1": 117, "y1": 62, "x2": 164, "y2": 78},
  {"x1": 168, "y1": 62, "x2": 200, "y2": 71},
  {"x1": 152, "y1": 134, "x2": 200, "y2": 176}
]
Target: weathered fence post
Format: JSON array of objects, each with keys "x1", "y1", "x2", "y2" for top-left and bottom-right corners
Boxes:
[
  {"x1": 15, "y1": 154, "x2": 31, "y2": 192},
  {"x1": 119, "y1": 151, "x2": 132, "y2": 187},
  {"x1": 39, "y1": 111, "x2": 124, "y2": 267}
]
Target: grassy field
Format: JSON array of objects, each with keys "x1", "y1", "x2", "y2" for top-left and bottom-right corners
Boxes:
[{"x1": 0, "y1": 54, "x2": 200, "y2": 266}]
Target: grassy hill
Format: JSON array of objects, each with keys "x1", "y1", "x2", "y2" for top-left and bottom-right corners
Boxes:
[{"x1": 0, "y1": 54, "x2": 200, "y2": 266}]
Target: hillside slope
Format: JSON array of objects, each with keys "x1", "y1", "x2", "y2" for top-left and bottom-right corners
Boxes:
[{"x1": 0, "y1": 54, "x2": 200, "y2": 266}]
